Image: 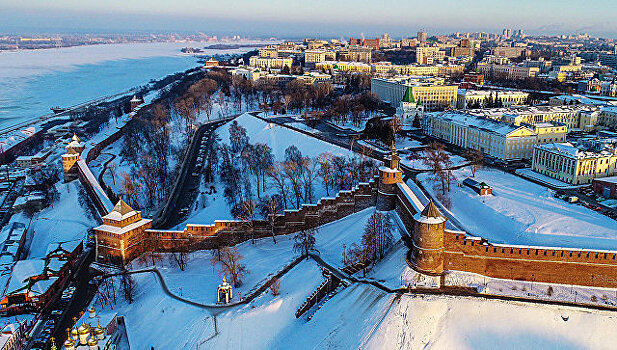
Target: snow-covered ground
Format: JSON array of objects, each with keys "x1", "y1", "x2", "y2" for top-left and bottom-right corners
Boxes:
[
  {"x1": 367, "y1": 293, "x2": 617, "y2": 350},
  {"x1": 138, "y1": 207, "x2": 377, "y2": 303},
  {"x1": 178, "y1": 113, "x2": 359, "y2": 226},
  {"x1": 402, "y1": 151, "x2": 468, "y2": 171},
  {"x1": 20, "y1": 180, "x2": 98, "y2": 259},
  {"x1": 418, "y1": 166, "x2": 617, "y2": 250}
]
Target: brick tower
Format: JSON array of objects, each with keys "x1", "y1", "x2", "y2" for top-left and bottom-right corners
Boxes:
[
  {"x1": 376, "y1": 143, "x2": 403, "y2": 211},
  {"x1": 62, "y1": 134, "x2": 85, "y2": 182},
  {"x1": 94, "y1": 199, "x2": 152, "y2": 265},
  {"x1": 411, "y1": 199, "x2": 447, "y2": 275}
]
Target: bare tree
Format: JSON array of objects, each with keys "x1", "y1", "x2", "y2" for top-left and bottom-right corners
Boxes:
[
  {"x1": 210, "y1": 247, "x2": 248, "y2": 287},
  {"x1": 463, "y1": 148, "x2": 484, "y2": 177},
  {"x1": 107, "y1": 161, "x2": 117, "y2": 185},
  {"x1": 264, "y1": 197, "x2": 280, "y2": 244},
  {"x1": 121, "y1": 272, "x2": 137, "y2": 304},
  {"x1": 362, "y1": 211, "x2": 394, "y2": 261},
  {"x1": 267, "y1": 162, "x2": 289, "y2": 209},
  {"x1": 317, "y1": 152, "x2": 334, "y2": 196},
  {"x1": 269, "y1": 278, "x2": 281, "y2": 296},
  {"x1": 293, "y1": 227, "x2": 317, "y2": 259},
  {"x1": 421, "y1": 142, "x2": 453, "y2": 195},
  {"x1": 235, "y1": 199, "x2": 257, "y2": 244}
]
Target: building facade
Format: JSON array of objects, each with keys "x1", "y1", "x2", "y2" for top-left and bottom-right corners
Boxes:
[
  {"x1": 531, "y1": 143, "x2": 617, "y2": 184},
  {"x1": 423, "y1": 111, "x2": 538, "y2": 161},
  {"x1": 456, "y1": 90, "x2": 529, "y2": 109},
  {"x1": 371, "y1": 77, "x2": 458, "y2": 111},
  {"x1": 477, "y1": 63, "x2": 539, "y2": 79},
  {"x1": 248, "y1": 56, "x2": 293, "y2": 70}
]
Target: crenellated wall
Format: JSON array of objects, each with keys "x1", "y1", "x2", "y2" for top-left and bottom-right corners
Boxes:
[
  {"x1": 443, "y1": 231, "x2": 617, "y2": 288},
  {"x1": 143, "y1": 178, "x2": 379, "y2": 252}
]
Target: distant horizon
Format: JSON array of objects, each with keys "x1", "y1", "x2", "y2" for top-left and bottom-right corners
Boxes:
[{"x1": 1, "y1": 0, "x2": 616, "y2": 40}]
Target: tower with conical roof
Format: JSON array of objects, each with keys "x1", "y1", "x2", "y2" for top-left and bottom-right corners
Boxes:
[
  {"x1": 93, "y1": 199, "x2": 152, "y2": 265},
  {"x1": 411, "y1": 199, "x2": 447, "y2": 274}
]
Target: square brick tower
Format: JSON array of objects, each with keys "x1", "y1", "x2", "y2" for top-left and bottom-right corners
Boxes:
[{"x1": 94, "y1": 199, "x2": 152, "y2": 265}]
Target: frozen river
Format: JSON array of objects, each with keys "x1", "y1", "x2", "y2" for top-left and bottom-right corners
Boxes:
[{"x1": 0, "y1": 41, "x2": 252, "y2": 130}]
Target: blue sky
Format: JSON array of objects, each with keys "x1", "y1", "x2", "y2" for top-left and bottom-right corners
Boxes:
[{"x1": 1, "y1": 0, "x2": 616, "y2": 38}]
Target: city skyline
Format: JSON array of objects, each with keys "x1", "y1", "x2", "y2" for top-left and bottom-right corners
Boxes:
[{"x1": 1, "y1": 0, "x2": 616, "y2": 38}]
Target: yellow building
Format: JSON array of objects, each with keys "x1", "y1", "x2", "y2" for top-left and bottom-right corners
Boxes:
[
  {"x1": 416, "y1": 46, "x2": 445, "y2": 64},
  {"x1": 423, "y1": 111, "x2": 538, "y2": 161},
  {"x1": 315, "y1": 61, "x2": 371, "y2": 73},
  {"x1": 258, "y1": 45, "x2": 279, "y2": 58},
  {"x1": 371, "y1": 77, "x2": 458, "y2": 111},
  {"x1": 371, "y1": 62, "x2": 440, "y2": 76},
  {"x1": 532, "y1": 143, "x2": 617, "y2": 184},
  {"x1": 304, "y1": 49, "x2": 336, "y2": 65},
  {"x1": 529, "y1": 123, "x2": 567, "y2": 144},
  {"x1": 467, "y1": 105, "x2": 599, "y2": 129}
]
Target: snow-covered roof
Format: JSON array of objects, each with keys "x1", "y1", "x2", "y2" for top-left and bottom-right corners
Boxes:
[
  {"x1": 95, "y1": 218, "x2": 152, "y2": 235},
  {"x1": 6, "y1": 259, "x2": 46, "y2": 295},
  {"x1": 431, "y1": 111, "x2": 528, "y2": 137},
  {"x1": 103, "y1": 199, "x2": 137, "y2": 221},
  {"x1": 535, "y1": 142, "x2": 616, "y2": 159}
]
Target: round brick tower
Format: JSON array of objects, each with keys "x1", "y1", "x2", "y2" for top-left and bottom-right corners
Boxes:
[
  {"x1": 411, "y1": 199, "x2": 447, "y2": 275},
  {"x1": 376, "y1": 146, "x2": 403, "y2": 211}
]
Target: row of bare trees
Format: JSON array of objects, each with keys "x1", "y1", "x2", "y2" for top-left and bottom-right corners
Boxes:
[{"x1": 343, "y1": 211, "x2": 394, "y2": 276}]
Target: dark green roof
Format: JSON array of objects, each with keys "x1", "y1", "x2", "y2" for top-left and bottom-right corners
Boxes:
[{"x1": 401, "y1": 87, "x2": 415, "y2": 103}]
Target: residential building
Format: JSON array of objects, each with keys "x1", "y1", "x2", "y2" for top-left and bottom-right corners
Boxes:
[
  {"x1": 592, "y1": 177, "x2": 617, "y2": 198},
  {"x1": 417, "y1": 31, "x2": 428, "y2": 44},
  {"x1": 416, "y1": 46, "x2": 445, "y2": 64},
  {"x1": 531, "y1": 143, "x2": 617, "y2": 184},
  {"x1": 249, "y1": 56, "x2": 293, "y2": 70},
  {"x1": 258, "y1": 45, "x2": 278, "y2": 58},
  {"x1": 371, "y1": 77, "x2": 458, "y2": 111},
  {"x1": 477, "y1": 63, "x2": 539, "y2": 79},
  {"x1": 371, "y1": 62, "x2": 439, "y2": 76},
  {"x1": 304, "y1": 49, "x2": 336, "y2": 66},
  {"x1": 349, "y1": 38, "x2": 379, "y2": 50},
  {"x1": 491, "y1": 46, "x2": 529, "y2": 58},
  {"x1": 315, "y1": 61, "x2": 371, "y2": 73},
  {"x1": 338, "y1": 46, "x2": 372, "y2": 63},
  {"x1": 456, "y1": 90, "x2": 529, "y2": 109}
]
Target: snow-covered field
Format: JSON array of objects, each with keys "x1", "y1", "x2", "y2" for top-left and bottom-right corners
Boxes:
[
  {"x1": 179, "y1": 113, "x2": 359, "y2": 226},
  {"x1": 367, "y1": 293, "x2": 617, "y2": 350},
  {"x1": 402, "y1": 151, "x2": 468, "y2": 171},
  {"x1": 418, "y1": 166, "x2": 617, "y2": 250}
]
